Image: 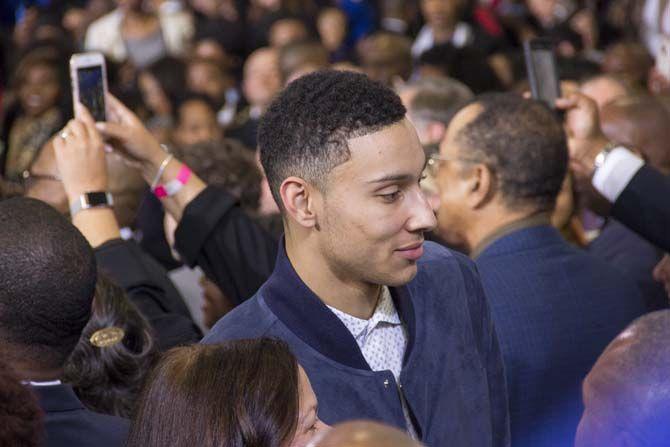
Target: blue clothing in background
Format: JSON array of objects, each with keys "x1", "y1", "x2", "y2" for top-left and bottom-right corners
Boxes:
[{"x1": 476, "y1": 225, "x2": 646, "y2": 447}]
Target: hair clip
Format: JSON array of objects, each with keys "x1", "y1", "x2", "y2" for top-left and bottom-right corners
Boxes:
[{"x1": 89, "y1": 327, "x2": 125, "y2": 348}]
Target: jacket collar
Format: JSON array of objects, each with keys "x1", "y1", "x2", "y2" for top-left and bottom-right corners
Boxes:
[
  {"x1": 32, "y1": 383, "x2": 85, "y2": 413},
  {"x1": 262, "y1": 239, "x2": 416, "y2": 370},
  {"x1": 476, "y1": 224, "x2": 565, "y2": 259}
]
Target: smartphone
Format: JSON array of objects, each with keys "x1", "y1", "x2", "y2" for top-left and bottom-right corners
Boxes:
[
  {"x1": 69, "y1": 52, "x2": 108, "y2": 121},
  {"x1": 524, "y1": 38, "x2": 561, "y2": 109},
  {"x1": 657, "y1": 36, "x2": 670, "y2": 81}
]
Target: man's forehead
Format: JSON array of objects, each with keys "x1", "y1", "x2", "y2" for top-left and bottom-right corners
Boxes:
[
  {"x1": 337, "y1": 118, "x2": 424, "y2": 177},
  {"x1": 441, "y1": 102, "x2": 482, "y2": 154}
]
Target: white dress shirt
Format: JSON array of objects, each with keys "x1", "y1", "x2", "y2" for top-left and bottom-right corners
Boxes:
[
  {"x1": 327, "y1": 286, "x2": 418, "y2": 438},
  {"x1": 592, "y1": 147, "x2": 645, "y2": 203}
]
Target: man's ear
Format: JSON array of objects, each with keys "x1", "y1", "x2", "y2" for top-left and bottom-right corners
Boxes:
[
  {"x1": 465, "y1": 163, "x2": 495, "y2": 209},
  {"x1": 279, "y1": 176, "x2": 319, "y2": 229}
]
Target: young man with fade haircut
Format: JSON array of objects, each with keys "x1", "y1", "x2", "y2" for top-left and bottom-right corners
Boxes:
[{"x1": 95, "y1": 70, "x2": 510, "y2": 446}]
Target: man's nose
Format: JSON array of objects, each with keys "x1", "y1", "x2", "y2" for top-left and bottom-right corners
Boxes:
[{"x1": 407, "y1": 188, "x2": 437, "y2": 233}]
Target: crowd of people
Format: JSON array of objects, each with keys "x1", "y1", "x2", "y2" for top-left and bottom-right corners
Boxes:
[{"x1": 1, "y1": 0, "x2": 670, "y2": 446}]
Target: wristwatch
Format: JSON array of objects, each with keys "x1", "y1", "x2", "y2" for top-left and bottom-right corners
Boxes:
[
  {"x1": 69, "y1": 192, "x2": 114, "y2": 217},
  {"x1": 593, "y1": 141, "x2": 619, "y2": 173}
]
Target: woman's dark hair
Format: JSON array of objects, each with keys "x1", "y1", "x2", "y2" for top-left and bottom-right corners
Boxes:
[
  {"x1": 127, "y1": 338, "x2": 300, "y2": 447},
  {"x1": 63, "y1": 273, "x2": 158, "y2": 418},
  {"x1": 173, "y1": 139, "x2": 262, "y2": 213},
  {"x1": 143, "y1": 56, "x2": 187, "y2": 111}
]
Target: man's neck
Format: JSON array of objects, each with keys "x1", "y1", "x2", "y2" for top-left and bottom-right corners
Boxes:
[
  {"x1": 466, "y1": 208, "x2": 547, "y2": 257},
  {"x1": 286, "y1": 235, "x2": 381, "y2": 320}
]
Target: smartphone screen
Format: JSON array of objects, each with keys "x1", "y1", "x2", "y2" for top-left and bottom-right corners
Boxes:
[
  {"x1": 76, "y1": 65, "x2": 106, "y2": 121},
  {"x1": 524, "y1": 40, "x2": 561, "y2": 109}
]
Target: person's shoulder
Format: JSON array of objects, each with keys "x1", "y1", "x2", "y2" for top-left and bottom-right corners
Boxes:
[
  {"x1": 201, "y1": 293, "x2": 278, "y2": 344},
  {"x1": 415, "y1": 242, "x2": 482, "y2": 297},
  {"x1": 60, "y1": 408, "x2": 129, "y2": 446},
  {"x1": 419, "y1": 241, "x2": 477, "y2": 277}
]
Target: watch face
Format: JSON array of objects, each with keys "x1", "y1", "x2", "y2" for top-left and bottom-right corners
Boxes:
[{"x1": 86, "y1": 191, "x2": 111, "y2": 207}]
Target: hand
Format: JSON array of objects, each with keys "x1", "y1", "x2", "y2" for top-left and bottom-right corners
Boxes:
[
  {"x1": 53, "y1": 103, "x2": 108, "y2": 202},
  {"x1": 555, "y1": 92, "x2": 611, "y2": 180},
  {"x1": 653, "y1": 254, "x2": 670, "y2": 299},
  {"x1": 95, "y1": 93, "x2": 166, "y2": 174}
]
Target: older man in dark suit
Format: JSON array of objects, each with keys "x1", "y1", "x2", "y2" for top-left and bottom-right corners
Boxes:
[{"x1": 433, "y1": 93, "x2": 646, "y2": 447}]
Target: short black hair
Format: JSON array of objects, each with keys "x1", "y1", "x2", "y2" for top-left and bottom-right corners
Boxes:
[
  {"x1": 0, "y1": 198, "x2": 97, "y2": 368},
  {"x1": 258, "y1": 70, "x2": 406, "y2": 207},
  {"x1": 456, "y1": 93, "x2": 567, "y2": 211}
]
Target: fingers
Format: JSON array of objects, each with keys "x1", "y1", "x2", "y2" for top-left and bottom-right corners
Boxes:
[
  {"x1": 65, "y1": 119, "x2": 87, "y2": 142},
  {"x1": 555, "y1": 91, "x2": 596, "y2": 112},
  {"x1": 76, "y1": 102, "x2": 96, "y2": 126},
  {"x1": 105, "y1": 92, "x2": 135, "y2": 124},
  {"x1": 95, "y1": 121, "x2": 127, "y2": 142}
]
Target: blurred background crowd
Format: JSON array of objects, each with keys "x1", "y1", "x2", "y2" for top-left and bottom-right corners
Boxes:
[{"x1": 2, "y1": 0, "x2": 670, "y2": 327}]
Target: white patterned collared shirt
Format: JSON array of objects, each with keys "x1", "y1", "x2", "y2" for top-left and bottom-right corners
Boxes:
[{"x1": 327, "y1": 286, "x2": 418, "y2": 438}]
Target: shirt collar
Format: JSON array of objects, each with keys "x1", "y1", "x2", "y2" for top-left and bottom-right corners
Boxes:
[{"x1": 327, "y1": 286, "x2": 403, "y2": 340}]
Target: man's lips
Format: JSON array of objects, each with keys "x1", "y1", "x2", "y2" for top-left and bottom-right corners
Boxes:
[{"x1": 395, "y1": 241, "x2": 425, "y2": 261}]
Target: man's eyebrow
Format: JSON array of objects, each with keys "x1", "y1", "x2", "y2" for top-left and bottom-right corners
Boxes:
[{"x1": 366, "y1": 173, "x2": 415, "y2": 184}]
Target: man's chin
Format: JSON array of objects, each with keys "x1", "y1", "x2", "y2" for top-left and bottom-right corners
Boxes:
[{"x1": 382, "y1": 264, "x2": 419, "y2": 288}]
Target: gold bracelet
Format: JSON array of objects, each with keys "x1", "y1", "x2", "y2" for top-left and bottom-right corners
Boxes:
[{"x1": 151, "y1": 152, "x2": 174, "y2": 188}]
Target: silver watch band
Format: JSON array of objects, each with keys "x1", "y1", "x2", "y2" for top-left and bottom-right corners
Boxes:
[{"x1": 69, "y1": 192, "x2": 114, "y2": 217}]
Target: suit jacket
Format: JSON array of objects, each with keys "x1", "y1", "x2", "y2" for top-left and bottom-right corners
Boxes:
[
  {"x1": 612, "y1": 165, "x2": 670, "y2": 252},
  {"x1": 589, "y1": 219, "x2": 667, "y2": 311},
  {"x1": 475, "y1": 225, "x2": 646, "y2": 447},
  {"x1": 203, "y1": 241, "x2": 510, "y2": 447},
  {"x1": 34, "y1": 384, "x2": 128, "y2": 447}
]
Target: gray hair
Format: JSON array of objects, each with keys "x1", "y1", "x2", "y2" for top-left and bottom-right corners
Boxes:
[{"x1": 404, "y1": 76, "x2": 473, "y2": 127}]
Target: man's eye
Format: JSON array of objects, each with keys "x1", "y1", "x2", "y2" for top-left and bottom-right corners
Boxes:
[{"x1": 380, "y1": 191, "x2": 401, "y2": 202}]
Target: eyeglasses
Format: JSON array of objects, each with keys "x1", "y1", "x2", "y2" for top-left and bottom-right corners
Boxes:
[
  {"x1": 425, "y1": 154, "x2": 481, "y2": 178},
  {"x1": 21, "y1": 169, "x2": 62, "y2": 189}
]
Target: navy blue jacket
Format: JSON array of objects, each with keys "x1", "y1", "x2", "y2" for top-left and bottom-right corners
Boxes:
[
  {"x1": 35, "y1": 384, "x2": 128, "y2": 447},
  {"x1": 589, "y1": 219, "x2": 667, "y2": 311},
  {"x1": 475, "y1": 225, "x2": 646, "y2": 447},
  {"x1": 204, "y1": 241, "x2": 510, "y2": 447}
]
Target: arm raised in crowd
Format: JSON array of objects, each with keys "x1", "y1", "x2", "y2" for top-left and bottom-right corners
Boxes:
[
  {"x1": 54, "y1": 104, "x2": 202, "y2": 349},
  {"x1": 96, "y1": 94, "x2": 276, "y2": 305},
  {"x1": 558, "y1": 93, "x2": 670, "y2": 253}
]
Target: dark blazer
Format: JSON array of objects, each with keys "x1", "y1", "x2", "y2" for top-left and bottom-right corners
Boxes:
[
  {"x1": 475, "y1": 225, "x2": 646, "y2": 447},
  {"x1": 34, "y1": 384, "x2": 128, "y2": 447},
  {"x1": 203, "y1": 241, "x2": 510, "y2": 447},
  {"x1": 611, "y1": 165, "x2": 670, "y2": 252},
  {"x1": 589, "y1": 219, "x2": 667, "y2": 311}
]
